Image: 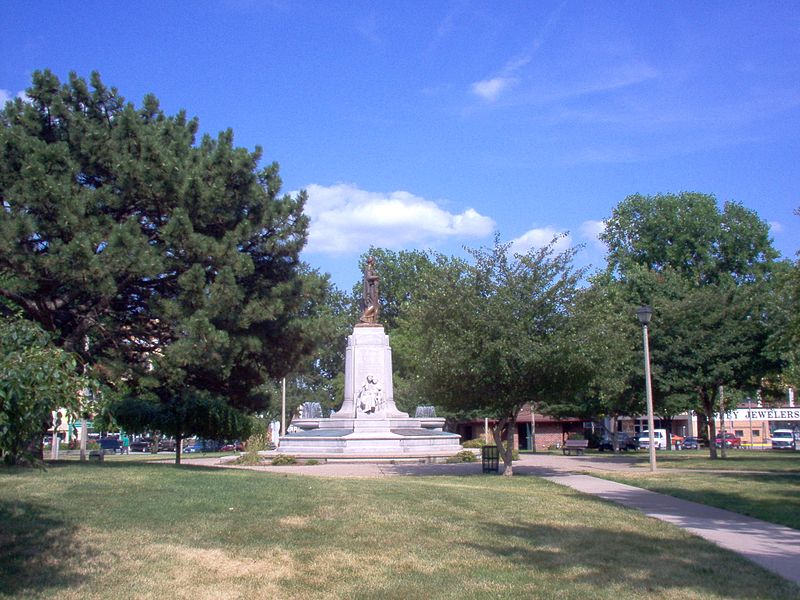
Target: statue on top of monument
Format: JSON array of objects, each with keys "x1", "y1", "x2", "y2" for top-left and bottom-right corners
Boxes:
[{"x1": 359, "y1": 256, "x2": 380, "y2": 325}]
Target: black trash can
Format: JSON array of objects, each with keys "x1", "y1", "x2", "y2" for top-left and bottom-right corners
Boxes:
[{"x1": 481, "y1": 445, "x2": 499, "y2": 473}]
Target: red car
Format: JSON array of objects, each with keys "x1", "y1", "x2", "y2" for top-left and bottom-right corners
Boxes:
[{"x1": 715, "y1": 433, "x2": 742, "y2": 448}]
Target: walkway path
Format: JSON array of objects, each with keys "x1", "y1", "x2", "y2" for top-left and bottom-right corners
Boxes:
[{"x1": 183, "y1": 452, "x2": 800, "y2": 586}]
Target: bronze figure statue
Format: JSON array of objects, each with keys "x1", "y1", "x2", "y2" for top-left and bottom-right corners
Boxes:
[{"x1": 359, "y1": 256, "x2": 380, "y2": 325}]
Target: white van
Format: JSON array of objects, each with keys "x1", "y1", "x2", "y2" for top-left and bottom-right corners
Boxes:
[{"x1": 638, "y1": 429, "x2": 667, "y2": 449}]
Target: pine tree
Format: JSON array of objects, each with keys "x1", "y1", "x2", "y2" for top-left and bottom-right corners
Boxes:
[{"x1": 0, "y1": 71, "x2": 326, "y2": 454}]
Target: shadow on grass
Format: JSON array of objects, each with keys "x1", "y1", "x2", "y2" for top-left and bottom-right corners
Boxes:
[
  {"x1": 465, "y1": 510, "x2": 800, "y2": 597},
  {"x1": 0, "y1": 499, "x2": 86, "y2": 596}
]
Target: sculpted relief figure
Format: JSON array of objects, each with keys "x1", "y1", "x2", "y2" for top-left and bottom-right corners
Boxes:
[
  {"x1": 359, "y1": 256, "x2": 380, "y2": 325},
  {"x1": 357, "y1": 375, "x2": 384, "y2": 414}
]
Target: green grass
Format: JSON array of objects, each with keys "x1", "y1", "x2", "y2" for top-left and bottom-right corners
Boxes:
[
  {"x1": 52, "y1": 451, "x2": 229, "y2": 462},
  {"x1": 624, "y1": 449, "x2": 800, "y2": 473},
  {"x1": 2, "y1": 463, "x2": 798, "y2": 599},
  {"x1": 597, "y1": 468, "x2": 800, "y2": 530}
]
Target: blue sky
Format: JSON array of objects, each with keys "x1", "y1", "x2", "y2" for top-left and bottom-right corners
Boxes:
[{"x1": 2, "y1": 1, "x2": 799, "y2": 290}]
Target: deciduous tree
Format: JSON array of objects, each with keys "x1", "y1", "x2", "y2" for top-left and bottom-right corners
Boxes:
[
  {"x1": 600, "y1": 193, "x2": 780, "y2": 458},
  {"x1": 399, "y1": 237, "x2": 585, "y2": 475},
  {"x1": 0, "y1": 316, "x2": 85, "y2": 465}
]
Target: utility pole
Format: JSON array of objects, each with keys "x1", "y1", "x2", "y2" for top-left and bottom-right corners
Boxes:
[
  {"x1": 720, "y1": 386, "x2": 727, "y2": 457},
  {"x1": 280, "y1": 377, "x2": 287, "y2": 437}
]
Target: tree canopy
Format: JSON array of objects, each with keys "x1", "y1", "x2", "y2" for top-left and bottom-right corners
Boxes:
[
  {"x1": 599, "y1": 192, "x2": 781, "y2": 457},
  {"x1": 0, "y1": 316, "x2": 85, "y2": 465},
  {"x1": 0, "y1": 70, "x2": 326, "y2": 455},
  {"x1": 602, "y1": 192, "x2": 777, "y2": 285},
  {"x1": 398, "y1": 237, "x2": 585, "y2": 474}
]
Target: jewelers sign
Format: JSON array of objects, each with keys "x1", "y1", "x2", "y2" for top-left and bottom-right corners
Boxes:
[{"x1": 718, "y1": 408, "x2": 800, "y2": 421}]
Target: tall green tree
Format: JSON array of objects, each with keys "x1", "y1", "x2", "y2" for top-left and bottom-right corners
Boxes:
[
  {"x1": 602, "y1": 192, "x2": 777, "y2": 285},
  {"x1": 0, "y1": 70, "x2": 324, "y2": 454},
  {"x1": 399, "y1": 237, "x2": 585, "y2": 475},
  {"x1": 600, "y1": 193, "x2": 781, "y2": 458}
]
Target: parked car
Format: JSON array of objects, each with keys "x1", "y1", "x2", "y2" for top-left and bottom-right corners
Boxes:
[
  {"x1": 183, "y1": 439, "x2": 221, "y2": 453},
  {"x1": 770, "y1": 429, "x2": 797, "y2": 450},
  {"x1": 98, "y1": 437, "x2": 122, "y2": 453},
  {"x1": 129, "y1": 438, "x2": 154, "y2": 453},
  {"x1": 597, "y1": 434, "x2": 638, "y2": 452},
  {"x1": 638, "y1": 429, "x2": 667, "y2": 449},
  {"x1": 681, "y1": 436, "x2": 704, "y2": 450},
  {"x1": 714, "y1": 433, "x2": 742, "y2": 448},
  {"x1": 158, "y1": 439, "x2": 176, "y2": 452},
  {"x1": 668, "y1": 434, "x2": 685, "y2": 448},
  {"x1": 220, "y1": 442, "x2": 245, "y2": 452}
]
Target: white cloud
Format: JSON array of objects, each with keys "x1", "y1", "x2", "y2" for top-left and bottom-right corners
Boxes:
[
  {"x1": 301, "y1": 183, "x2": 495, "y2": 254},
  {"x1": 579, "y1": 219, "x2": 607, "y2": 250},
  {"x1": 471, "y1": 77, "x2": 517, "y2": 102},
  {"x1": 0, "y1": 89, "x2": 29, "y2": 105},
  {"x1": 510, "y1": 226, "x2": 571, "y2": 256},
  {"x1": 769, "y1": 221, "x2": 784, "y2": 234}
]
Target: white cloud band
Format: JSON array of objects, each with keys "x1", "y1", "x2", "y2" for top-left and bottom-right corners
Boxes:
[{"x1": 301, "y1": 183, "x2": 495, "y2": 255}]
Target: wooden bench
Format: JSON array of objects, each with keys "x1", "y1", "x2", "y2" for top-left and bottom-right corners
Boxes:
[{"x1": 562, "y1": 439, "x2": 589, "y2": 455}]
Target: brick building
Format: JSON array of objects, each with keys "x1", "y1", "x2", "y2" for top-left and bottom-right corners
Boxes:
[{"x1": 454, "y1": 404, "x2": 588, "y2": 451}]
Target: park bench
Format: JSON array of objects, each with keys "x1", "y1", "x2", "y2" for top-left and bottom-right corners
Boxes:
[{"x1": 562, "y1": 439, "x2": 589, "y2": 455}]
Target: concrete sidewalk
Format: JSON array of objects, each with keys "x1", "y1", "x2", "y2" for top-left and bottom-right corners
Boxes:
[{"x1": 184, "y1": 453, "x2": 800, "y2": 586}]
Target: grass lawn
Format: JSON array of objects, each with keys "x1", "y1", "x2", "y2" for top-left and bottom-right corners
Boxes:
[
  {"x1": 593, "y1": 452, "x2": 800, "y2": 531},
  {"x1": 625, "y1": 449, "x2": 800, "y2": 473},
  {"x1": 2, "y1": 462, "x2": 798, "y2": 599},
  {"x1": 51, "y1": 451, "x2": 230, "y2": 463}
]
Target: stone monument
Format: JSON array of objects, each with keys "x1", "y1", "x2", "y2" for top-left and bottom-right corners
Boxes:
[{"x1": 278, "y1": 257, "x2": 462, "y2": 459}]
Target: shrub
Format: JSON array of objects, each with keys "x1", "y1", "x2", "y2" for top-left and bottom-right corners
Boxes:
[
  {"x1": 462, "y1": 438, "x2": 488, "y2": 448},
  {"x1": 305, "y1": 459, "x2": 320, "y2": 466},
  {"x1": 270, "y1": 454, "x2": 297, "y2": 466},
  {"x1": 232, "y1": 452, "x2": 263, "y2": 466},
  {"x1": 446, "y1": 450, "x2": 478, "y2": 463},
  {"x1": 567, "y1": 433, "x2": 585, "y2": 441}
]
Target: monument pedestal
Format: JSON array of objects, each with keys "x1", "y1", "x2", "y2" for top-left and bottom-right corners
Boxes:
[{"x1": 278, "y1": 325, "x2": 462, "y2": 459}]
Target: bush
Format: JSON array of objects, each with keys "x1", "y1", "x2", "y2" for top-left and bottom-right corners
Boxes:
[
  {"x1": 446, "y1": 450, "x2": 478, "y2": 463},
  {"x1": 462, "y1": 438, "x2": 487, "y2": 449},
  {"x1": 567, "y1": 433, "x2": 585, "y2": 441},
  {"x1": 305, "y1": 459, "x2": 320, "y2": 466},
  {"x1": 232, "y1": 452, "x2": 264, "y2": 466},
  {"x1": 270, "y1": 454, "x2": 297, "y2": 466}
]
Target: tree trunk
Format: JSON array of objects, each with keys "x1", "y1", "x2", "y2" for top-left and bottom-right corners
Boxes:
[
  {"x1": 491, "y1": 416, "x2": 516, "y2": 477},
  {"x1": 174, "y1": 433, "x2": 182, "y2": 465},
  {"x1": 664, "y1": 416, "x2": 674, "y2": 450},
  {"x1": 702, "y1": 388, "x2": 718, "y2": 459},
  {"x1": 697, "y1": 412, "x2": 709, "y2": 445}
]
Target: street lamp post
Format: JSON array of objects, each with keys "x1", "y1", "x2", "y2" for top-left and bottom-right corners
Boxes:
[{"x1": 636, "y1": 305, "x2": 657, "y2": 473}]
